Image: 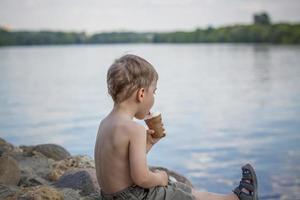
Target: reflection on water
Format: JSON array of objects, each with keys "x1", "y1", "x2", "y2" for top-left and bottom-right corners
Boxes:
[{"x1": 0, "y1": 44, "x2": 300, "y2": 199}]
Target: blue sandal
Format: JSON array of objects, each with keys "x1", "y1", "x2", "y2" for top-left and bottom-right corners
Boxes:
[{"x1": 233, "y1": 164, "x2": 258, "y2": 200}]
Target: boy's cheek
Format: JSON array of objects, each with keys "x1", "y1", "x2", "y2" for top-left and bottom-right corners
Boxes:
[{"x1": 134, "y1": 113, "x2": 145, "y2": 120}]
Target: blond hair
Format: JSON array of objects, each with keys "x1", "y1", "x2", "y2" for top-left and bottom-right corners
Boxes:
[{"x1": 107, "y1": 54, "x2": 158, "y2": 104}]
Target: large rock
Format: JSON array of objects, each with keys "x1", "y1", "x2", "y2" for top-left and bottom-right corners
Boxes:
[
  {"x1": 9, "y1": 151, "x2": 54, "y2": 186},
  {"x1": 48, "y1": 155, "x2": 95, "y2": 181},
  {"x1": 33, "y1": 144, "x2": 71, "y2": 161},
  {"x1": 0, "y1": 155, "x2": 21, "y2": 186},
  {"x1": 54, "y1": 168, "x2": 100, "y2": 196}
]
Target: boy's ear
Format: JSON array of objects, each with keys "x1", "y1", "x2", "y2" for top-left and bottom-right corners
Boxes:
[{"x1": 136, "y1": 88, "x2": 145, "y2": 103}]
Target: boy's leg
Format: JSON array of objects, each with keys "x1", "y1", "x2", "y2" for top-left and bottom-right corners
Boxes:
[
  {"x1": 191, "y1": 163, "x2": 258, "y2": 200},
  {"x1": 192, "y1": 189, "x2": 239, "y2": 200}
]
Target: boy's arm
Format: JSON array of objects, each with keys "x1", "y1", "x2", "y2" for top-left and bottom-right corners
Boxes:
[
  {"x1": 146, "y1": 129, "x2": 163, "y2": 154},
  {"x1": 129, "y1": 124, "x2": 168, "y2": 188},
  {"x1": 146, "y1": 129, "x2": 155, "y2": 153}
]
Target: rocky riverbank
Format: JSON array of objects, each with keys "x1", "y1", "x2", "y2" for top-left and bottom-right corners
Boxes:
[{"x1": 0, "y1": 138, "x2": 193, "y2": 200}]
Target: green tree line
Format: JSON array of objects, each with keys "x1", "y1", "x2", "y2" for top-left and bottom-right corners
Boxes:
[
  {"x1": 152, "y1": 23, "x2": 300, "y2": 44},
  {"x1": 1, "y1": 13, "x2": 300, "y2": 46}
]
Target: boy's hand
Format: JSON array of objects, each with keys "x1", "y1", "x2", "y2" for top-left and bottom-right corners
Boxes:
[
  {"x1": 154, "y1": 169, "x2": 168, "y2": 186},
  {"x1": 146, "y1": 128, "x2": 163, "y2": 145}
]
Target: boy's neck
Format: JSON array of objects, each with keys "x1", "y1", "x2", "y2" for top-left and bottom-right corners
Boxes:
[{"x1": 111, "y1": 102, "x2": 137, "y2": 120}]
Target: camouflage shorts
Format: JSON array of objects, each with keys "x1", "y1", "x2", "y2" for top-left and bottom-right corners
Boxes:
[{"x1": 100, "y1": 181, "x2": 196, "y2": 200}]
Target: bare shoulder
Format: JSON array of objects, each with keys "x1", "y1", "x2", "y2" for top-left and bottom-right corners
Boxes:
[
  {"x1": 109, "y1": 120, "x2": 145, "y2": 141},
  {"x1": 125, "y1": 121, "x2": 146, "y2": 139},
  {"x1": 107, "y1": 116, "x2": 144, "y2": 132},
  {"x1": 98, "y1": 115, "x2": 146, "y2": 144}
]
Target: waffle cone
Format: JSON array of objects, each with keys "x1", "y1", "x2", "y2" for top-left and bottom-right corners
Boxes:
[{"x1": 144, "y1": 113, "x2": 166, "y2": 138}]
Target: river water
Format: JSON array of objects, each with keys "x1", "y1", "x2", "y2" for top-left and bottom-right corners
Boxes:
[{"x1": 0, "y1": 44, "x2": 299, "y2": 199}]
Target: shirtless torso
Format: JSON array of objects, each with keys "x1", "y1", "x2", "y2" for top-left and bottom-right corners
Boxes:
[{"x1": 94, "y1": 113, "x2": 145, "y2": 194}]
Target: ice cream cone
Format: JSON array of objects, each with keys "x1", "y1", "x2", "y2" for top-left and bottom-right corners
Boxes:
[{"x1": 144, "y1": 112, "x2": 166, "y2": 138}]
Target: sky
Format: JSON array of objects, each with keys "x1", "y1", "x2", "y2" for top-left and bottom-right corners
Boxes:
[{"x1": 0, "y1": 0, "x2": 300, "y2": 33}]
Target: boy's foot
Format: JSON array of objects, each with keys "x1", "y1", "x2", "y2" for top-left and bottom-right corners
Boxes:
[{"x1": 233, "y1": 164, "x2": 258, "y2": 200}]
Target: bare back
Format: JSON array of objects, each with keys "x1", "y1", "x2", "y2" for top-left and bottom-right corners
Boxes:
[{"x1": 94, "y1": 114, "x2": 143, "y2": 194}]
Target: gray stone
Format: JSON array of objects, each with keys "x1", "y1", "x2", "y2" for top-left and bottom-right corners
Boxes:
[
  {"x1": 0, "y1": 138, "x2": 14, "y2": 156},
  {"x1": 54, "y1": 168, "x2": 100, "y2": 196},
  {"x1": 59, "y1": 188, "x2": 82, "y2": 200},
  {"x1": 33, "y1": 144, "x2": 71, "y2": 161},
  {"x1": 150, "y1": 166, "x2": 194, "y2": 188},
  {"x1": 19, "y1": 174, "x2": 50, "y2": 187},
  {"x1": 0, "y1": 155, "x2": 21, "y2": 186},
  {"x1": 19, "y1": 145, "x2": 35, "y2": 156},
  {"x1": 0, "y1": 138, "x2": 22, "y2": 156},
  {"x1": 10, "y1": 152, "x2": 54, "y2": 183},
  {"x1": 0, "y1": 184, "x2": 20, "y2": 199}
]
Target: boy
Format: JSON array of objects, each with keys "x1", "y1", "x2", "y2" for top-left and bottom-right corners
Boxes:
[{"x1": 94, "y1": 54, "x2": 258, "y2": 200}]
